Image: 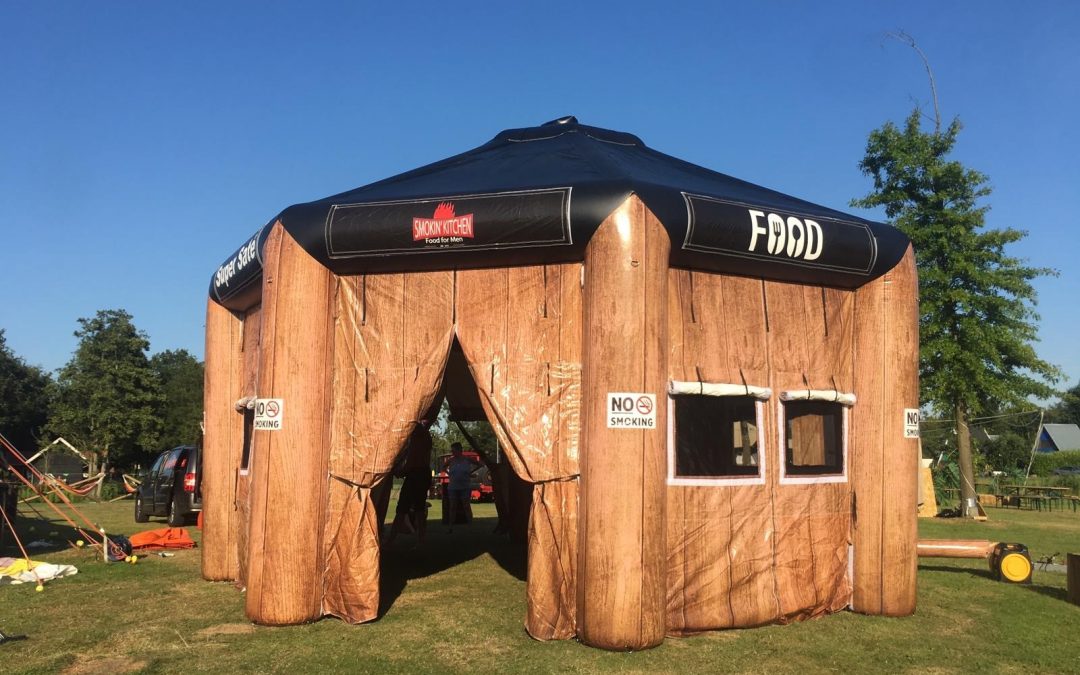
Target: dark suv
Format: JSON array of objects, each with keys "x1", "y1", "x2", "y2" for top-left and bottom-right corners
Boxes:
[{"x1": 135, "y1": 445, "x2": 201, "y2": 526}]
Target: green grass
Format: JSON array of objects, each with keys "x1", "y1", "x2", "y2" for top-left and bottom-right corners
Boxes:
[{"x1": 2, "y1": 500, "x2": 1080, "y2": 673}]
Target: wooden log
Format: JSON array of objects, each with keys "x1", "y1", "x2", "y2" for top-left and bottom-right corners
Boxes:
[
  {"x1": 201, "y1": 298, "x2": 243, "y2": 581},
  {"x1": 851, "y1": 246, "x2": 919, "y2": 616},
  {"x1": 234, "y1": 304, "x2": 262, "y2": 586},
  {"x1": 880, "y1": 247, "x2": 919, "y2": 616},
  {"x1": 1068, "y1": 553, "x2": 1080, "y2": 606},
  {"x1": 917, "y1": 540, "x2": 994, "y2": 559},
  {"x1": 577, "y1": 195, "x2": 669, "y2": 650},
  {"x1": 244, "y1": 223, "x2": 334, "y2": 625},
  {"x1": 850, "y1": 263, "x2": 887, "y2": 614}
]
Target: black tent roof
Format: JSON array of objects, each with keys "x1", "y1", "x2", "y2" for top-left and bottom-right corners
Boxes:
[{"x1": 210, "y1": 117, "x2": 908, "y2": 310}]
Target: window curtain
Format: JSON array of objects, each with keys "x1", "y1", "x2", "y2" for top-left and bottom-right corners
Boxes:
[
  {"x1": 455, "y1": 264, "x2": 582, "y2": 640},
  {"x1": 321, "y1": 264, "x2": 582, "y2": 637},
  {"x1": 322, "y1": 272, "x2": 454, "y2": 623}
]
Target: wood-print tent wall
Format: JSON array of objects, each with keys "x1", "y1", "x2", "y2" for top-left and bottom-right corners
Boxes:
[
  {"x1": 664, "y1": 247, "x2": 918, "y2": 631},
  {"x1": 201, "y1": 118, "x2": 919, "y2": 650},
  {"x1": 202, "y1": 302, "x2": 260, "y2": 584}
]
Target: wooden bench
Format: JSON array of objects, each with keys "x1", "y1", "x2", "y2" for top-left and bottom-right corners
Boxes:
[{"x1": 996, "y1": 494, "x2": 1052, "y2": 511}]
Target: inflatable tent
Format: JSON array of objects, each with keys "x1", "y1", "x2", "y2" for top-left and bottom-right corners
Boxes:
[{"x1": 201, "y1": 117, "x2": 918, "y2": 650}]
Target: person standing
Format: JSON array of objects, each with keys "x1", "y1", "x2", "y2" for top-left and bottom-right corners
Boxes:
[
  {"x1": 389, "y1": 418, "x2": 433, "y2": 545},
  {"x1": 444, "y1": 442, "x2": 479, "y2": 533}
]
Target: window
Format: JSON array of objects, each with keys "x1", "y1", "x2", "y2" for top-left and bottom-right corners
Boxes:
[
  {"x1": 161, "y1": 449, "x2": 181, "y2": 476},
  {"x1": 778, "y1": 390, "x2": 853, "y2": 483},
  {"x1": 149, "y1": 452, "x2": 167, "y2": 477},
  {"x1": 240, "y1": 407, "x2": 254, "y2": 473},
  {"x1": 667, "y1": 381, "x2": 769, "y2": 485}
]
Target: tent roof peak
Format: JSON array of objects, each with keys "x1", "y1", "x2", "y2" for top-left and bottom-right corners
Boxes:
[
  {"x1": 209, "y1": 118, "x2": 910, "y2": 311},
  {"x1": 491, "y1": 116, "x2": 645, "y2": 147}
]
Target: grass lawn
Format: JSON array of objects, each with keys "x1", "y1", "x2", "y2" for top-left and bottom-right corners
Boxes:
[{"x1": 2, "y1": 498, "x2": 1079, "y2": 674}]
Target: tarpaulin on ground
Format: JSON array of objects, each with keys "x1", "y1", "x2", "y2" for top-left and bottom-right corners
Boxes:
[
  {"x1": 129, "y1": 528, "x2": 196, "y2": 551},
  {"x1": 0, "y1": 557, "x2": 78, "y2": 585}
]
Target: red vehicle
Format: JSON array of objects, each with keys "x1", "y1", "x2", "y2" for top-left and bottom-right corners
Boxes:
[{"x1": 434, "y1": 451, "x2": 494, "y2": 502}]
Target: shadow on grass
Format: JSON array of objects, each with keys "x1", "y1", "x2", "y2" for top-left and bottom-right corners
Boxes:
[
  {"x1": 1, "y1": 513, "x2": 85, "y2": 557},
  {"x1": 377, "y1": 516, "x2": 526, "y2": 618},
  {"x1": 919, "y1": 563, "x2": 996, "y2": 581},
  {"x1": 2, "y1": 501, "x2": 167, "y2": 559},
  {"x1": 919, "y1": 563, "x2": 1070, "y2": 603},
  {"x1": 1024, "y1": 584, "x2": 1069, "y2": 602}
]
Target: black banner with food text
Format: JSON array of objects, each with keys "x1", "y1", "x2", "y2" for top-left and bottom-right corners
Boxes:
[{"x1": 681, "y1": 194, "x2": 877, "y2": 276}]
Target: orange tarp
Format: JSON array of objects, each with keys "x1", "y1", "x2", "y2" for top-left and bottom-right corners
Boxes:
[{"x1": 129, "y1": 528, "x2": 196, "y2": 551}]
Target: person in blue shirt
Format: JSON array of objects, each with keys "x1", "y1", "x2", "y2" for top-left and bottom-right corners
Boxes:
[{"x1": 444, "y1": 442, "x2": 480, "y2": 532}]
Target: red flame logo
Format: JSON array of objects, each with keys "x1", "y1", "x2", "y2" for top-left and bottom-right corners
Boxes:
[{"x1": 412, "y1": 201, "x2": 475, "y2": 241}]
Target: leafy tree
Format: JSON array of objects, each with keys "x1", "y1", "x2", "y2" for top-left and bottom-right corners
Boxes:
[
  {"x1": 151, "y1": 349, "x2": 204, "y2": 449},
  {"x1": 48, "y1": 310, "x2": 163, "y2": 478},
  {"x1": 981, "y1": 431, "x2": 1031, "y2": 476},
  {"x1": 1046, "y1": 382, "x2": 1080, "y2": 425},
  {"x1": 0, "y1": 329, "x2": 52, "y2": 458},
  {"x1": 430, "y1": 402, "x2": 500, "y2": 467},
  {"x1": 852, "y1": 109, "x2": 1060, "y2": 516}
]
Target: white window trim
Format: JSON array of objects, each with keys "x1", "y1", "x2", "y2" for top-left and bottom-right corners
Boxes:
[
  {"x1": 777, "y1": 396, "x2": 850, "y2": 485},
  {"x1": 667, "y1": 390, "x2": 767, "y2": 487},
  {"x1": 669, "y1": 380, "x2": 772, "y2": 400},
  {"x1": 779, "y1": 389, "x2": 856, "y2": 405}
]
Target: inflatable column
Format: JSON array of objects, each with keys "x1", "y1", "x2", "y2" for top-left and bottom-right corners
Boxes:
[
  {"x1": 202, "y1": 299, "x2": 243, "y2": 581},
  {"x1": 244, "y1": 223, "x2": 334, "y2": 625},
  {"x1": 851, "y1": 246, "x2": 919, "y2": 615},
  {"x1": 578, "y1": 196, "x2": 669, "y2": 649}
]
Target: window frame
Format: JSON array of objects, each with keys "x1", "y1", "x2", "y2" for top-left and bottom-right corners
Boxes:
[
  {"x1": 776, "y1": 391, "x2": 852, "y2": 485},
  {"x1": 161, "y1": 449, "x2": 181, "y2": 475},
  {"x1": 149, "y1": 452, "x2": 168, "y2": 477},
  {"x1": 666, "y1": 382, "x2": 769, "y2": 487},
  {"x1": 239, "y1": 407, "x2": 255, "y2": 476}
]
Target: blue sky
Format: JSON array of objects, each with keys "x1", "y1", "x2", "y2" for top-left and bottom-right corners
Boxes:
[{"x1": 1, "y1": 2, "x2": 1077, "y2": 395}]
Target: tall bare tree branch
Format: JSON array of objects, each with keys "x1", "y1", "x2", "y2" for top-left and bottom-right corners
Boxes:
[{"x1": 886, "y1": 30, "x2": 941, "y2": 134}]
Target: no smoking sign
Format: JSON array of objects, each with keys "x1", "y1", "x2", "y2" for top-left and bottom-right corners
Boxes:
[
  {"x1": 254, "y1": 398, "x2": 284, "y2": 431},
  {"x1": 607, "y1": 393, "x2": 657, "y2": 429}
]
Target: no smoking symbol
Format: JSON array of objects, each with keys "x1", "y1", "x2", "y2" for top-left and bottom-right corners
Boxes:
[
  {"x1": 265, "y1": 401, "x2": 280, "y2": 418},
  {"x1": 635, "y1": 396, "x2": 653, "y2": 415}
]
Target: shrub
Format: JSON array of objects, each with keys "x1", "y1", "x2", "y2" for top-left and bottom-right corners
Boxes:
[
  {"x1": 99, "y1": 481, "x2": 122, "y2": 500},
  {"x1": 932, "y1": 458, "x2": 960, "y2": 504},
  {"x1": 982, "y1": 431, "x2": 1032, "y2": 473},
  {"x1": 1029, "y1": 449, "x2": 1080, "y2": 477}
]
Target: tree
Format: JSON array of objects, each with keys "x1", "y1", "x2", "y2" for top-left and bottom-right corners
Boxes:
[
  {"x1": 1046, "y1": 382, "x2": 1080, "y2": 425},
  {"x1": 852, "y1": 110, "x2": 1060, "y2": 517},
  {"x1": 982, "y1": 432, "x2": 1032, "y2": 476},
  {"x1": 151, "y1": 349, "x2": 204, "y2": 449},
  {"x1": 0, "y1": 329, "x2": 52, "y2": 458},
  {"x1": 430, "y1": 402, "x2": 500, "y2": 467},
  {"x1": 48, "y1": 310, "x2": 163, "y2": 479}
]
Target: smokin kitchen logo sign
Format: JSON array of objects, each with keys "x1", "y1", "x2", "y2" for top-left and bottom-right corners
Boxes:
[
  {"x1": 325, "y1": 188, "x2": 571, "y2": 260},
  {"x1": 412, "y1": 202, "x2": 475, "y2": 244}
]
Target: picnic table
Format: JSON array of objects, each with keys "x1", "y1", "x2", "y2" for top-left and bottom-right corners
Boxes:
[{"x1": 997, "y1": 485, "x2": 1073, "y2": 512}]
